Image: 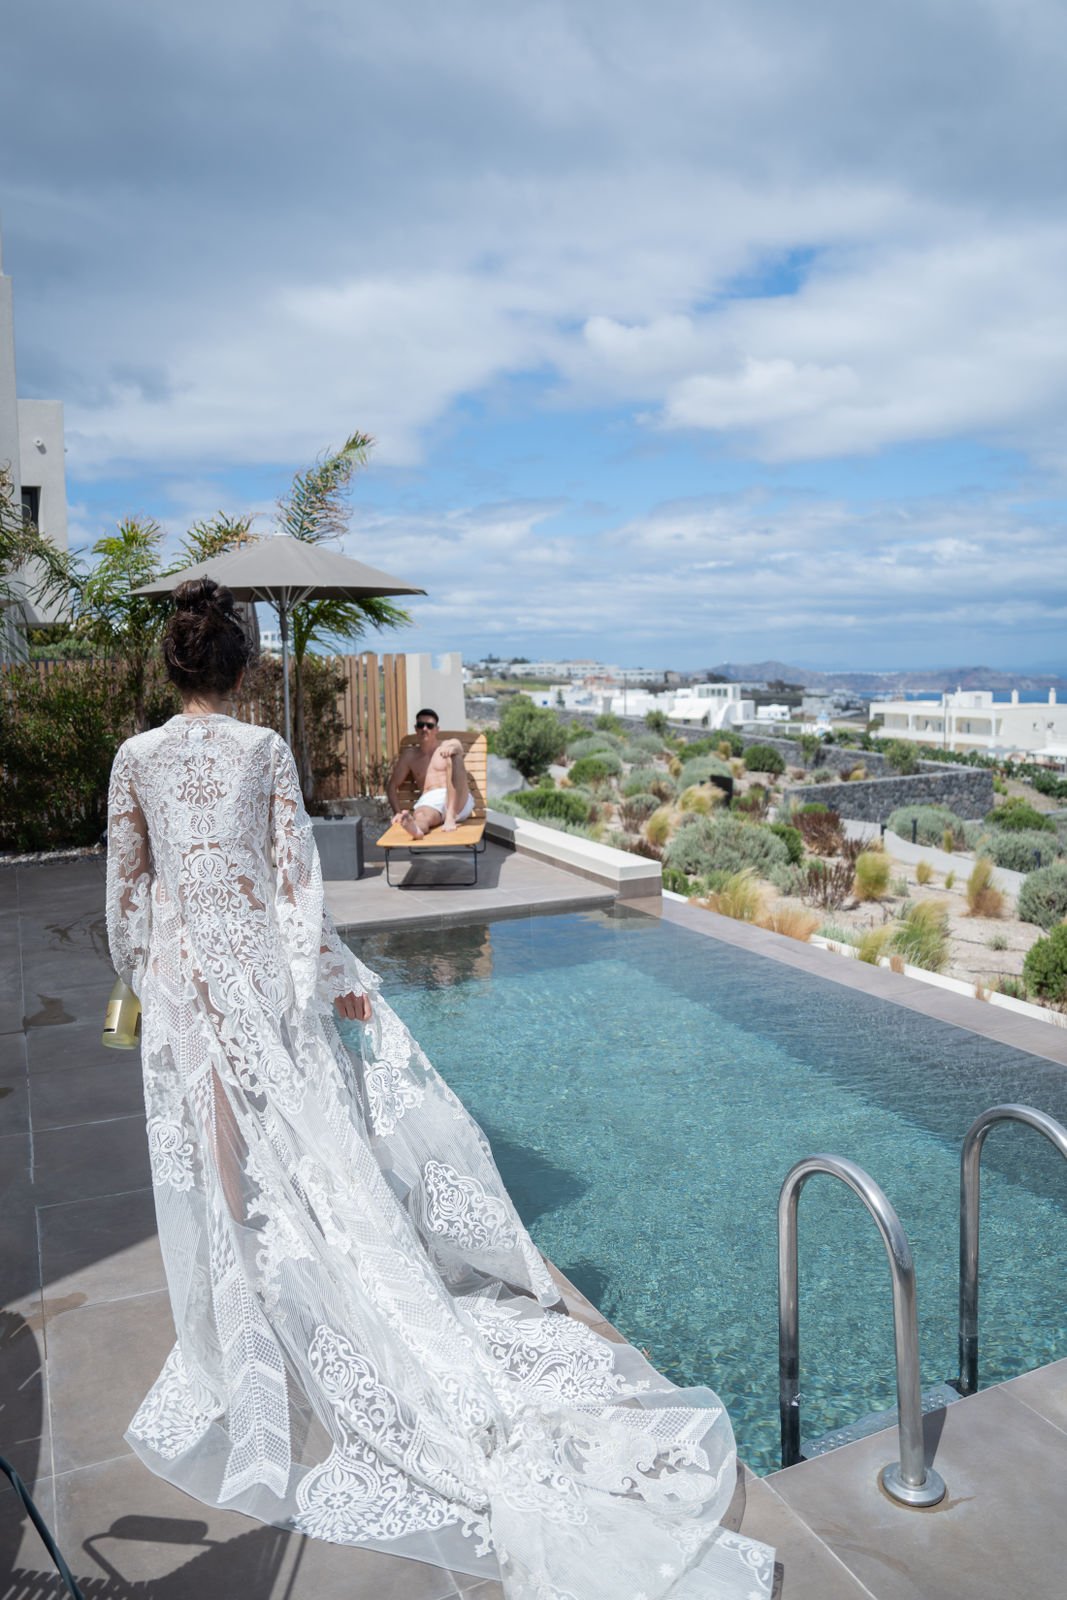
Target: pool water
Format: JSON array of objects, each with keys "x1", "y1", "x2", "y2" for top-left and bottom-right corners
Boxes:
[{"x1": 345, "y1": 907, "x2": 1067, "y2": 1473}]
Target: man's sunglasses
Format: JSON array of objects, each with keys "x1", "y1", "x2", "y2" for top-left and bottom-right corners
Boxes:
[{"x1": 415, "y1": 721, "x2": 438, "y2": 731}]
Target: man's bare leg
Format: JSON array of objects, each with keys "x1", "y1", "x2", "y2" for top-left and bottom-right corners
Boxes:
[
  {"x1": 443, "y1": 746, "x2": 471, "y2": 832},
  {"x1": 398, "y1": 805, "x2": 444, "y2": 838}
]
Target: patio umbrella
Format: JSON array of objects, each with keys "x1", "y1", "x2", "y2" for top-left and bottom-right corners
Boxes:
[{"x1": 134, "y1": 536, "x2": 425, "y2": 745}]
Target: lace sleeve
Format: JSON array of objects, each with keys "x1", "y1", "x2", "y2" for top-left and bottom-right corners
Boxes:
[
  {"x1": 269, "y1": 736, "x2": 359, "y2": 1009},
  {"x1": 106, "y1": 742, "x2": 153, "y2": 996}
]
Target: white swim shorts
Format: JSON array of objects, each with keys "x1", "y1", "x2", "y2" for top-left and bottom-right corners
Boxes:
[{"x1": 415, "y1": 788, "x2": 475, "y2": 822}]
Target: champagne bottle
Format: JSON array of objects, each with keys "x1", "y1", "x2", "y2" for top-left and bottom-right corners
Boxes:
[{"x1": 102, "y1": 977, "x2": 142, "y2": 1049}]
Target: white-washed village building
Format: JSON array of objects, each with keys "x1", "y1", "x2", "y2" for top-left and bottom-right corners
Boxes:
[
  {"x1": 871, "y1": 689, "x2": 1067, "y2": 763},
  {"x1": 0, "y1": 228, "x2": 69, "y2": 660}
]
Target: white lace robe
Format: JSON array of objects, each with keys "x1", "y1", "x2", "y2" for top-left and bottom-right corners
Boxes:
[{"x1": 106, "y1": 713, "x2": 772, "y2": 1600}]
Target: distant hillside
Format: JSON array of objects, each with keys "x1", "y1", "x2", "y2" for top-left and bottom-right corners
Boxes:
[{"x1": 710, "y1": 662, "x2": 1067, "y2": 696}]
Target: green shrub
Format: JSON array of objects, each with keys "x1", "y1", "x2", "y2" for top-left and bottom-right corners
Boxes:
[
  {"x1": 566, "y1": 733, "x2": 620, "y2": 759},
  {"x1": 629, "y1": 730, "x2": 669, "y2": 755},
  {"x1": 661, "y1": 865, "x2": 692, "y2": 895},
  {"x1": 510, "y1": 787, "x2": 592, "y2": 826},
  {"x1": 1023, "y1": 923, "x2": 1067, "y2": 1002},
  {"x1": 983, "y1": 829, "x2": 1062, "y2": 873},
  {"x1": 663, "y1": 813, "x2": 790, "y2": 879},
  {"x1": 885, "y1": 740, "x2": 921, "y2": 775},
  {"x1": 768, "y1": 823, "x2": 804, "y2": 865},
  {"x1": 887, "y1": 804, "x2": 967, "y2": 847},
  {"x1": 716, "y1": 729, "x2": 745, "y2": 757},
  {"x1": 595, "y1": 712, "x2": 623, "y2": 733},
  {"x1": 1017, "y1": 863, "x2": 1067, "y2": 929},
  {"x1": 817, "y1": 921, "x2": 859, "y2": 946},
  {"x1": 644, "y1": 709, "x2": 670, "y2": 737},
  {"x1": 891, "y1": 901, "x2": 950, "y2": 972},
  {"x1": 996, "y1": 974, "x2": 1029, "y2": 1000},
  {"x1": 854, "y1": 850, "x2": 891, "y2": 901},
  {"x1": 569, "y1": 751, "x2": 622, "y2": 786},
  {"x1": 743, "y1": 743, "x2": 786, "y2": 776},
  {"x1": 679, "y1": 754, "x2": 732, "y2": 784},
  {"x1": 678, "y1": 737, "x2": 715, "y2": 762},
  {"x1": 799, "y1": 801, "x2": 829, "y2": 815},
  {"x1": 811, "y1": 769, "x2": 834, "y2": 784},
  {"x1": 987, "y1": 931, "x2": 1008, "y2": 950},
  {"x1": 495, "y1": 696, "x2": 567, "y2": 779},
  {"x1": 622, "y1": 766, "x2": 676, "y2": 802},
  {"x1": 986, "y1": 798, "x2": 1056, "y2": 833}
]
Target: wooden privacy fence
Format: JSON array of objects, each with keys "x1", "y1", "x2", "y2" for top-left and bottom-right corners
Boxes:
[
  {"x1": 3, "y1": 651, "x2": 409, "y2": 801},
  {"x1": 319, "y1": 651, "x2": 409, "y2": 800}
]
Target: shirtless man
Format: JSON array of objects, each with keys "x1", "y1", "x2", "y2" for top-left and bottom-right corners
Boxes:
[{"x1": 386, "y1": 709, "x2": 474, "y2": 837}]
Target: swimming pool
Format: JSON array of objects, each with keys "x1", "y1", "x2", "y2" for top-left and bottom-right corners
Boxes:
[{"x1": 344, "y1": 906, "x2": 1067, "y2": 1473}]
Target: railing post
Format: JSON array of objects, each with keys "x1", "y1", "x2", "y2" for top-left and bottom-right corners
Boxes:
[
  {"x1": 958, "y1": 1104, "x2": 1067, "y2": 1397},
  {"x1": 778, "y1": 1155, "x2": 946, "y2": 1507}
]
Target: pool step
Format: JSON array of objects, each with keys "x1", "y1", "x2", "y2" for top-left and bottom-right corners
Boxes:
[{"x1": 801, "y1": 1381, "x2": 962, "y2": 1460}]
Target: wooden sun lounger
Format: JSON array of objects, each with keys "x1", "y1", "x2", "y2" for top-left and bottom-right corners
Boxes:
[{"x1": 376, "y1": 731, "x2": 488, "y2": 886}]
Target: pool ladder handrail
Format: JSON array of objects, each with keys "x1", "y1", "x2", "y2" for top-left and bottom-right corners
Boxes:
[
  {"x1": 778, "y1": 1154, "x2": 947, "y2": 1507},
  {"x1": 958, "y1": 1102, "x2": 1067, "y2": 1398}
]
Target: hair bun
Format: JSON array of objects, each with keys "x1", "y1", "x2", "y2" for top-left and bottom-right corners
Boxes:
[{"x1": 173, "y1": 576, "x2": 237, "y2": 619}]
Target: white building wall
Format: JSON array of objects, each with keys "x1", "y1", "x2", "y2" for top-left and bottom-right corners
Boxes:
[
  {"x1": 18, "y1": 399, "x2": 68, "y2": 553},
  {"x1": 405, "y1": 651, "x2": 466, "y2": 731},
  {"x1": 872, "y1": 690, "x2": 1067, "y2": 756}
]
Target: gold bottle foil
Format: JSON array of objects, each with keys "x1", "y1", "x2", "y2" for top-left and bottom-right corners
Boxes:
[{"x1": 102, "y1": 977, "x2": 142, "y2": 1049}]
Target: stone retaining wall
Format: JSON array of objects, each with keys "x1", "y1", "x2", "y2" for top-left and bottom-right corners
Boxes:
[{"x1": 787, "y1": 767, "x2": 994, "y2": 823}]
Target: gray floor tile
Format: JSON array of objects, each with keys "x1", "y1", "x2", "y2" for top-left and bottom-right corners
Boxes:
[
  {"x1": 999, "y1": 1354, "x2": 1067, "y2": 1436},
  {"x1": 723, "y1": 1468, "x2": 877, "y2": 1599},
  {"x1": 769, "y1": 1385, "x2": 1067, "y2": 1600},
  {"x1": 39, "y1": 1186, "x2": 163, "y2": 1308},
  {"x1": 0, "y1": 1069, "x2": 29, "y2": 1137},
  {"x1": 30, "y1": 1115, "x2": 151, "y2": 1206},
  {"x1": 52, "y1": 1452, "x2": 469, "y2": 1599},
  {"x1": 0, "y1": 1471, "x2": 61, "y2": 1594},
  {"x1": 0, "y1": 1131, "x2": 32, "y2": 1202},
  {"x1": 0, "y1": 1310, "x2": 49, "y2": 1454},
  {"x1": 47, "y1": 1289, "x2": 174, "y2": 1473},
  {"x1": 26, "y1": 1016, "x2": 117, "y2": 1075},
  {"x1": 0, "y1": 1196, "x2": 43, "y2": 1311},
  {"x1": 29, "y1": 1056, "x2": 146, "y2": 1131},
  {"x1": 23, "y1": 976, "x2": 114, "y2": 1032}
]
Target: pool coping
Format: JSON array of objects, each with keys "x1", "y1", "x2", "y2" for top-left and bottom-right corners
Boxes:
[{"x1": 645, "y1": 892, "x2": 1067, "y2": 1069}]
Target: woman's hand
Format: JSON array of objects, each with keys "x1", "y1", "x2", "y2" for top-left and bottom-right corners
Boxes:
[{"x1": 334, "y1": 990, "x2": 372, "y2": 1023}]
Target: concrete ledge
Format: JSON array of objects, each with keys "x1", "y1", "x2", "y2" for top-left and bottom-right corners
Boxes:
[{"x1": 486, "y1": 809, "x2": 661, "y2": 900}]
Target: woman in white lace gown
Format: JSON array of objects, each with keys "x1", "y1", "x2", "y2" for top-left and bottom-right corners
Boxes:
[{"x1": 106, "y1": 578, "x2": 773, "y2": 1600}]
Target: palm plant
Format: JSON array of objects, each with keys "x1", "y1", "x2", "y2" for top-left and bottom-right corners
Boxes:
[
  {"x1": 273, "y1": 433, "x2": 410, "y2": 790},
  {"x1": 75, "y1": 518, "x2": 171, "y2": 730},
  {"x1": 0, "y1": 467, "x2": 80, "y2": 653}
]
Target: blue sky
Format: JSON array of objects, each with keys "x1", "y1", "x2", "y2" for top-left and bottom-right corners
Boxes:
[{"x1": 4, "y1": 0, "x2": 1067, "y2": 672}]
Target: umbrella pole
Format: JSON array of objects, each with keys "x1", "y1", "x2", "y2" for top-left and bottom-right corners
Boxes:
[{"x1": 279, "y1": 598, "x2": 292, "y2": 747}]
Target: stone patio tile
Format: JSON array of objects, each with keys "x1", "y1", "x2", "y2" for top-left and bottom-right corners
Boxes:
[
  {"x1": 25, "y1": 1016, "x2": 115, "y2": 1075},
  {"x1": 723, "y1": 1467, "x2": 877, "y2": 1599},
  {"x1": 0, "y1": 1131, "x2": 32, "y2": 1202},
  {"x1": 0, "y1": 1471, "x2": 61, "y2": 1593},
  {"x1": 0, "y1": 1196, "x2": 43, "y2": 1313},
  {"x1": 769, "y1": 1385, "x2": 1067, "y2": 1600},
  {"x1": 53, "y1": 1453, "x2": 469, "y2": 1599},
  {"x1": 39, "y1": 1186, "x2": 163, "y2": 1310},
  {"x1": 998, "y1": 1354, "x2": 1067, "y2": 1436},
  {"x1": 0, "y1": 1310, "x2": 49, "y2": 1460},
  {"x1": 23, "y1": 975, "x2": 113, "y2": 1032},
  {"x1": 18, "y1": 947, "x2": 113, "y2": 995},
  {"x1": 30, "y1": 1114, "x2": 151, "y2": 1206},
  {"x1": 29, "y1": 1055, "x2": 146, "y2": 1131},
  {"x1": 0, "y1": 1062, "x2": 29, "y2": 1137},
  {"x1": 47, "y1": 1289, "x2": 174, "y2": 1473}
]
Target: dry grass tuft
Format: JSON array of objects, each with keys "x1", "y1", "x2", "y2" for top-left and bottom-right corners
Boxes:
[
  {"x1": 854, "y1": 850, "x2": 891, "y2": 902},
  {"x1": 645, "y1": 806, "x2": 675, "y2": 848},
  {"x1": 757, "y1": 903, "x2": 820, "y2": 942},
  {"x1": 857, "y1": 925, "x2": 895, "y2": 965},
  {"x1": 966, "y1": 855, "x2": 1005, "y2": 918},
  {"x1": 703, "y1": 868, "x2": 766, "y2": 923},
  {"x1": 916, "y1": 859, "x2": 933, "y2": 885},
  {"x1": 679, "y1": 785, "x2": 722, "y2": 815}
]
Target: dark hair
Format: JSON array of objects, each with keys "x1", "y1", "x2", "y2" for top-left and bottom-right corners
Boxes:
[
  {"x1": 162, "y1": 577, "x2": 253, "y2": 695},
  {"x1": 415, "y1": 707, "x2": 439, "y2": 724}
]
